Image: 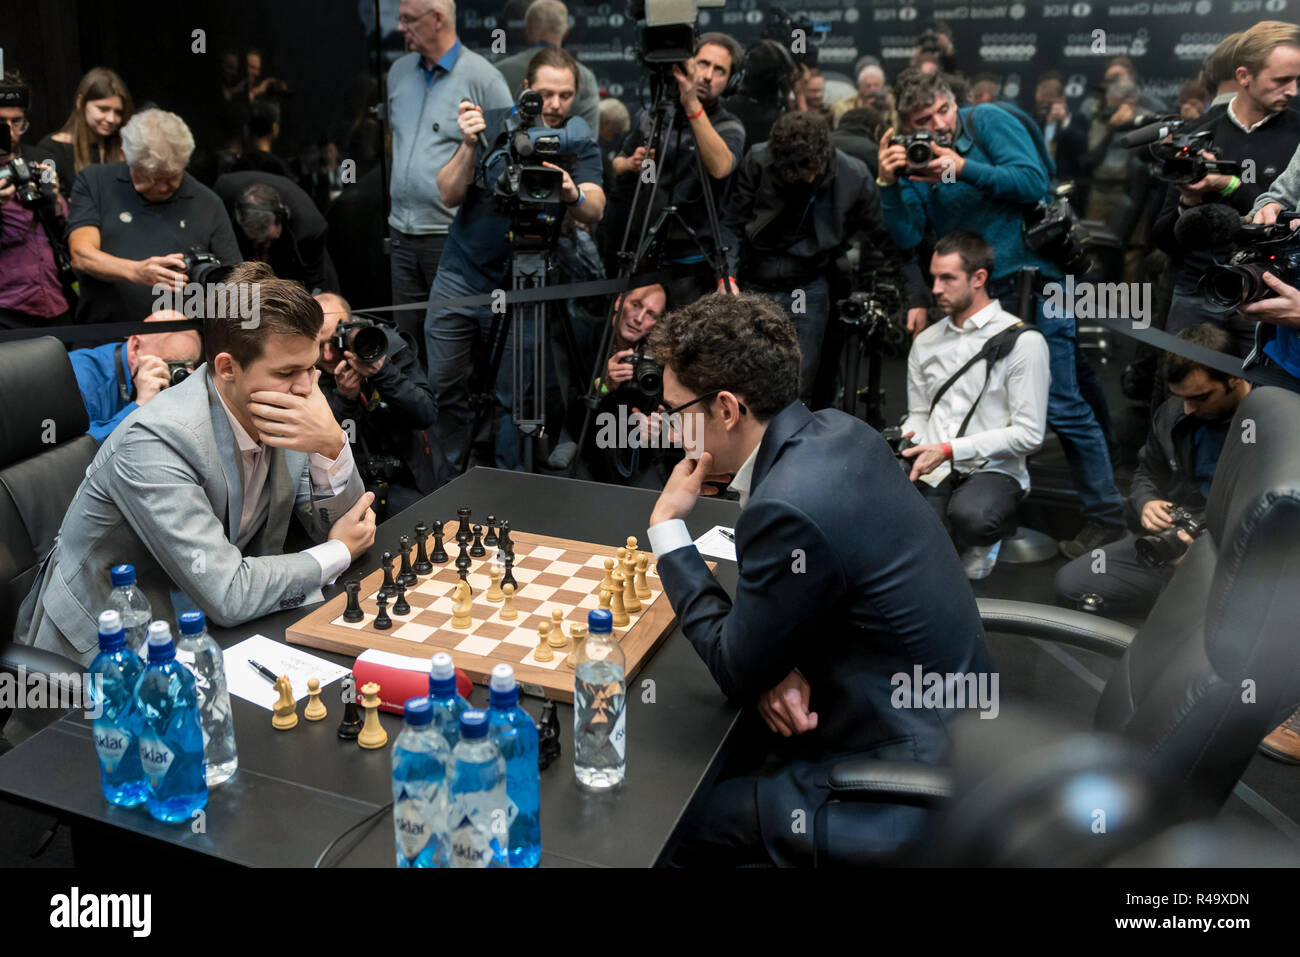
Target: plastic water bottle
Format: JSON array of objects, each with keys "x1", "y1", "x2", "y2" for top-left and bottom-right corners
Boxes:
[
  {"x1": 175, "y1": 610, "x2": 238, "y2": 787},
  {"x1": 134, "y1": 621, "x2": 208, "y2": 823},
  {"x1": 487, "y1": 664, "x2": 541, "y2": 867},
  {"x1": 391, "y1": 697, "x2": 453, "y2": 868},
  {"x1": 88, "y1": 610, "x2": 147, "y2": 807},
  {"x1": 447, "y1": 710, "x2": 509, "y2": 868},
  {"x1": 107, "y1": 564, "x2": 151, "y2": 653},
  {"x1": 574, "y1": 608, "x2": 626, "y2": 790},
  {"x1": 428, "y1": 652, "x2": 469, "y2": 748}
]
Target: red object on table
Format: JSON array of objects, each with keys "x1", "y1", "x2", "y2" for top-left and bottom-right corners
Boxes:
[{"x1": 352, "y1": 649, "x2": 473, "y2": 714}]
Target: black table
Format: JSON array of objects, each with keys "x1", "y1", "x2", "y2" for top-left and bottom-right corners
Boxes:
[{"x1": 0, "y1": 469, "x2": 742, "y2": 867}]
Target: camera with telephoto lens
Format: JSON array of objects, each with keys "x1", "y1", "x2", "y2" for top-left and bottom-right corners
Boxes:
[
  {"x1": 334, "y1": 316, "x2": 388, "y2": 364},
  {"x1": 1198, "y1": 219, "x2": 1300, "y2": 308},
  {"x1": 890, "y1": 131, "x2": 951, "y2": 170},
  {"x1": 166, "y1": 361, "x2": 195, "y2": 386},
  {"x1": 1023, "y1": 185, "x2": 1093, "y2": 275},
  {"x1": 916, "y1": 28, "x2": 945, "y2": 55},
  {"x1": 182, "y1": 247, "x2": 236, "y2": 285},
  {"x1": 621, "y1": 341, "x2": 664, "y2": 406},
  {"x1": 1135, "y1": 506, "x2": 1206, "y2": 568},
  {"x1": 838, "y1": 272, "x2": 908, "y2": 354},
  {"x1": 1, "y1": 123, "x2": 59, "y2": 214},
  {"x1": 1147, "y1": 128, "x2": 1240, "y2": 185}
]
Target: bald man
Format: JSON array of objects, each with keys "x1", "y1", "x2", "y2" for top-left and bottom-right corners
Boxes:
[{"x1": 69, "y1": 310, "x2": 204, "y2": 443}]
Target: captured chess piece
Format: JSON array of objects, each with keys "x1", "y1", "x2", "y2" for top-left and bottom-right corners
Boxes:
[
  {"x1": 535, "y1": 621, "x2": 554, "y2": 662},
  {"x1": 398, "y1": 534, "x2": 417, "y2": 588},
  {"x1": 470, "y1": 524, "x2": 486, "y2": 557},
  {"x1": 393, "y1": 583, "x2": 411, "y2": 616},
  {"x1": 357, "y1": 681, "x2": 387, "y2": 749},
  {"x1": 304, "y1": 677, "x2": 328, "y2": 721},
  {"x1": 484, "y1": 515, "x2": 498, "y2": 547},
  {"x1": 337, "y1": 675, "x2": 363, "y2": 740},
  {"x1": 413, "y1": 522, "x2": 433, "y2": 575},
  {"x1": 342, "y1": 580, "x2": 364, "y2": 622},
  {"x1": 538, "y1": 701, "x2": 561, "y2": 770},
  {"x1": 431, "y1": 519, "x2": 449, "y2": 564},
  {"x1": 379, "y1": 551, "x2": 397, "y2": 599},
  {"x1": 272, "y1": 675, "x2": 298, "y2": 730},
  {"x1": 501, "y1": 582, "x2": 517, "y2": 620},
  {"x1": 451, "y1": 579, "x2": 473, "y2": 629},
  {"x1": 374, "y1": 594, "x2": 393, "y2": 630},
  {"x1": 486, "y1": 563, "x2": 505, "y2": 602}
]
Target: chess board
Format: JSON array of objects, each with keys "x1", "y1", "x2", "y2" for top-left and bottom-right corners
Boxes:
[{"x1": 286, "y1": 521, "x2": 711, "y2": 702}]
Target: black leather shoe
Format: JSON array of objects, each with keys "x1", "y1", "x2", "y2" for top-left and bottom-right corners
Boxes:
[{"x1": 1058, "y1": 520, "x2": 1126, "y2": 560}]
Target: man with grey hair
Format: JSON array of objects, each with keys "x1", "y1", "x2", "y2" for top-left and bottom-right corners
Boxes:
[
  {"x1": 67, "y1": 108, "x2": 240, "y2": 323},
  {"x1": 215, "y1": 170, "x2": 339, "y2": 293},
  {"x1": 492, "y1": 0, "x2": 599, "y2": 133},
  {"x1": 388, "y1": 0, "x2": 512, "y2": 355},
  {"x1": 831, "y1": 62, "x2": 885, "y2": 128}
]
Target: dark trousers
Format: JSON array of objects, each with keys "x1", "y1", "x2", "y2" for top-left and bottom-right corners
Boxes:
[
  {"x1": 916, "y1": 470, "x2": 1023, "y2": 551},
  {"x1": 389, "y1": 227, "x2": 447, "y2": 363},
  {"x1": 755, "y1": 276, "x2": 830, "y2": 406},
  {"x1": 1055, "y1": 533, "x2": 1175, "y2": 616}
]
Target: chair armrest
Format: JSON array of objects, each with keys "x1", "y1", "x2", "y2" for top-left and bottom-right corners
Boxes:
[
  {"x1": 0, "y1": 641, "x2": 85, "y2": 693},
  {"x1": 977, "y1": 598, "x2": 1136, "y2": 659},
  {"x1": 826, "y1": 759, "x2": 954, "y2": 808}
]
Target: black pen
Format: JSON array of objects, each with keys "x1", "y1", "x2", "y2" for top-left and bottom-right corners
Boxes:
[
  {"x1": 718, "y1": 528, "x2": 735, "y2": 542},
  {"x1": 248, "y1": 659, "x2": 279, "y2": 684}
]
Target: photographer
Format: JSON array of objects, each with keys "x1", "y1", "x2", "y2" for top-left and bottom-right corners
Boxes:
[
  {"x1": 1152, "y1": 20, "x2": 1300, "y2": 356},
  {"x1": 605, "y1": 32, "x2": 747, "y2": 304},
  {"x1": 1034, "y1": 73, "x2": 1089, "y2": 214},
  {"x1": 900, "y1": 233, "x2": 1049, "y2": 580},
  {"x1": 215, "y1": 172, "x2": 339, "y2": 293},
  {"x1": 67, "y1": 109, "x2": 242, "y2": 325},
  {"x1": 425, "y1": 47, "x2": 604, "y2": 472},
  {"x1": 68, "y1": 309, "x2": 203, "y2": 444},
  {"x1": 721, "y1": 110, "x2": 928, "y2": 404},
  {"x1": 878, "y1": 67, "x2": 1127, "y2": 560},
  {"x1": 1056, "y1": 325, "x2": 1249, "y2": 616},
  {"x1": 722, "y1": 39, "x2": 797, "y2": 149},
  {"x1": 316, "y1": 293, "x2": 447, "y2": 519},
  {"x1": 1, "y1": 73, "x2": 71, "y2": 329}
]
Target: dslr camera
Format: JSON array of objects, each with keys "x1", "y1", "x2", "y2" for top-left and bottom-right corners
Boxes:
[
  {"x1": 1199, "y1": 217, "x2": 1300, "y2": 308},
  {"x1": 621, "y1": 341, "x2": 664, "y2": 406},
  {"x1": 182, "y1": 247, "x2": 235, "y2": 285},
  {"x1": 838, "y1": 272, "x2": 908, "y2": 354},
  {"x1": 1135, "y1": 506, "x2": 1206, "y2": 568},
  {"x1": 334, "y1": 316, "x2": 389, "y2": 364},
  {"x1": 879, "y1": 426, "x2": 913, "y2": 473},
  {"x1": 1023, "y1": 185, "x2": 1093, "y2": 275},
  {"x1": 166, "y1": 360, "x2": 195, "y2": 387},
  {"x1": 890, "y1": 131, "x2": 951, "y2": 171},
  {"x1": 1, "y1": 124, "x2": 59, "y2": 215}
]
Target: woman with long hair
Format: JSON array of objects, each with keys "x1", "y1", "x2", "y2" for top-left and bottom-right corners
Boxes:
[{"x1": 37, "y1": 67, "x2": 133, "y2": 198}]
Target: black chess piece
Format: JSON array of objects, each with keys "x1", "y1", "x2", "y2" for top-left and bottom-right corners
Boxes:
[
  {"x1": 342, "y1": 580, "x2": 364, "y2": 623},
  {"x1": 484, "y1": 515, "x2": 498, "y2": 547},
  {"x1": 374, "y1": 594, "x2": 392, "y2": 630},
  {"x1": 413, "y1": 522, "x2": 433, "y2": 575},
  {"x1": 431, "y1": 520, "x2": 448, "y2": 563},
  {"x1": 337, "y1": 676, "x2": 364, "y2": 741},
  {"x1": 397, "y1": 534, "x2": 417, "y2": 588},
  {"x1": 470, "y1": 524, "x2": 486, "y2": 557},
  {"x1": 538, "y1": 701, "x2": 561, "y2": 770},
  {"x1": 456, "y1": 539, "x2": 472, "y2": 581},
  {"x1": 393, "y1": 583, "x2": 411, "y2": 616},
  {"x1": 498, "y1": 519, "x2": 513, "y2": 554},
  {"x1": 379, "y1": 552, "x2": 396, "y2": 598},
  {"x1": 501, "y1": 552, "x2": 518, "y2": 591},
  {"x1": 457, "y1": 507, "x2": 472, "y2": 543}
]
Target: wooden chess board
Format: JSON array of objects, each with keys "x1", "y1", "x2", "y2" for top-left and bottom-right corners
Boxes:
[{"x1": 286, "y1": 522, "x2": 711, "y2": 702}]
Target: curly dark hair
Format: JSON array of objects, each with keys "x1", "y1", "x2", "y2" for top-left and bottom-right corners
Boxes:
[
  {"x1": 768, "y1": 110, "x2": 834, "y2": 183},
  {"x1": 894, "y1": 66, "x2": 955, "y2": 125},
  {"x1": 645, "y1": 292, "x2": 800, "y2": 420}
]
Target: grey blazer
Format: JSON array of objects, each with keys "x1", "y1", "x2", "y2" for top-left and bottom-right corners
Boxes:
[{"x1": 15, "y1": 367, "x2": 365, "y2": 664}]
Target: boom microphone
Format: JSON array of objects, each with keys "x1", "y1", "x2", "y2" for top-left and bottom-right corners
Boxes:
[
  {"x1": 1116, "y1": 116, "x2": 1183, "y2": 149},
  {"x1": 1173, "y1": 202, "x2": 1246, "y2": 251}
]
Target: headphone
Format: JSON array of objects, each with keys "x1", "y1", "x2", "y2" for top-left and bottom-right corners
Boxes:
[
  {"x1": 235, "y1": 199, "x2": 291, "y2": 224},
  {"x1": 731, "y1": 38, "x2": 797, "y2": 98}
]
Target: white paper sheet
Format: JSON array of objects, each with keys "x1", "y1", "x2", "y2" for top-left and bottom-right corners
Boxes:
[
  {"x1": 694, "y1": 525, "x2": 737, "y2": 562},
  {"x1": 223, "y1": 634, "x2": 351, "y2": 711}
]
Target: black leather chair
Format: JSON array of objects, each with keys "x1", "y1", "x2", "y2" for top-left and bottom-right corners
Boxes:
[
  {"x1": 0, "y1": 336, "x2": 98, "y2": 742},
  {"x1": 820, "y1": 386, "x2": 1300, "y2": 864}
]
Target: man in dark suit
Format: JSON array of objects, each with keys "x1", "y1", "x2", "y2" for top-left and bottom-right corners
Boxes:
[
  {"x1": 644, "y1": 292, "x2": 994, "y2": 866},
  {"x1": 214, "y1": 171, "x2": 339, "y2": 294}
]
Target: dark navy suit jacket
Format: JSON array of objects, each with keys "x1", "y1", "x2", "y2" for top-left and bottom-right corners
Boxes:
[{"x1": 657, "y1": 402, "x2": 993, "y2": 864}]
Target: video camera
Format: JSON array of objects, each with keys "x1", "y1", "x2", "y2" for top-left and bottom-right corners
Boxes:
[
  {"x1": 764, "y1": 6, "x2": 831, "y2": 67},
  {"x1": 1116, "y1": 116, "x2": 1240, "y2": 186},
  {"x1": 838, "y1": 271, "x2": 909, "y2": 354},
  {"x1": 890, "y1": 131, "x2": 951, "y2": 171},
  {"x1": 1135, "y1": 506, "x2": 1206, "y2": 568},
  {"x1": 630, "y1": 0, "x2": 724, "y2": 66},
  {"x1": 620, "y1": 341, "x2": 664, "y2": 406},
  {"x1": 482, "y1": 90, "x2": 569, "y2": 206},
  {"x1": 1023, "y1": 184, "x2": 1093, "y2": 276},
  {"x1": 1198, "y1": 216, "x2": 1300, "y2": 308}
]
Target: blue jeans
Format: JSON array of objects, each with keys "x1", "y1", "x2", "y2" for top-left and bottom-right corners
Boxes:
[
  {"x1": 425, "y1": 268, "x2": 535, "y2": 473},
  {"x1": 757, "y1": 276, "x2": 829, "y2": 404},
  {"x1": 1000, "y1": 292, "x2": 1125, "y2": 526}
]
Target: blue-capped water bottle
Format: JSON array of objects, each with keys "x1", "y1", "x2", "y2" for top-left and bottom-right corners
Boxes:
[
  {"x1": 392, "y1": 697, "x2": 453, "y2": 868},
  {"x1": 447, "y1": 710, "x2": 509, "y2": 868},
  {"x1": 107, "y1": 564, "x2": 151, "y2": 653},
  {"x1": 574, "y1": 608, "x2": 626, "y2": 790},
  {"x1": 88, "y1": 610, "x2": 147, "y2": 807},
  {"x1": 175, "y1": 610, "x2": 238, "y2": 786},
  {"x1": 428, "y1": 652, "x2": 469, "y2": 748},
  {"x1": 488, "y1": 663, "x2": 541, "y2": 867},
  {"x1": 134, "y1": 621, "x2": 208, "y2": 823}
]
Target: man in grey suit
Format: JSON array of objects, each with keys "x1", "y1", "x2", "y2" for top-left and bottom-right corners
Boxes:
[
  {"x1": 493, "y1": 0, "x2": 599, "y2": 133},
  {"x1": 16, "y1": 262, "x2": 377, "y2": 665}
]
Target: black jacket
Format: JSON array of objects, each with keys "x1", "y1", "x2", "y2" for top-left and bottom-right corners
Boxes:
[
  {"x1": 214, "y1": 170, "x2": 339, "y2": 293},
  {"x1": 721, "y1": 145, "x2": 928, "y2": 307},
  {"x1": 1128, "y1": 396, "x2": 1217, "y2": 525},
  {"x1": 657, "y1": 402, "x2": 993, "y2": 865}
]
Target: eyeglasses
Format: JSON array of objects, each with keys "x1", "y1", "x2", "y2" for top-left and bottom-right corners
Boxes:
[
  {"x1": 397, "y1": 9, "x2": 433, "y2": 26},
  {"x1": 661, "y1": 389, "x2": 748, "y2": 418},
  {"x1": 1, "y1": 117, "x2": 29, "y2": 134}
]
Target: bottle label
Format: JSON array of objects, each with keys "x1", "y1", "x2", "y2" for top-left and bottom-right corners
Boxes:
[
  {"x1": 449, "y1": 820, "x2": 494, "y2": 868},
  {"x1": 611, "y1": 705, "x2": 627, "y2": 761},
  {"x1": 94, "y1": 725, "x2": 133, "y2": 772},
  {"x1": 394, "y1": 795, "x2": 434, "y2": 862},
  {"x1": 138, "y1": 735, "x2": 176, "y2": 786}
]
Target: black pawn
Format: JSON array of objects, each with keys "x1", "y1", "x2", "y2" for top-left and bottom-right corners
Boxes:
[
  {"x1": 470, "y1": 524, "x2": 486, "y2": 557},
  {"x1": 498, "y1": 519, "x2": 513, "y2": 554},
  {"x1": 501, "y1": 552, "x2": 518, "y2": 591},
  {"x1": 373, "y1": 594, "x2": 392, "y2": 630},
  {"x1": 483, "y1": 515, "x2": 498, "y2": 547},
  {"x1": 413, "y1": 522, "x2": 433, "y2": 575},
  {"x1": 393, "y1": 583, "x2": 410, "y2": 616},
  {"x1": 379, "y1": 551, "x2": 396, "y2": 598},
  {"x1": 342, "y1": 580, "x2": 364, "y2": 623},
  {"x1": 430, "y1": 520, "x2": 448, "y2": 564},
  {"x1": 337, "y1": 677, "x2": 364, "y2": 740},
  {"x1": 538, "y1": 701, "x2": 561, "y2": 770},
  {"x1": 397, "y1": 535, "x2": 417, "y2": 588}
]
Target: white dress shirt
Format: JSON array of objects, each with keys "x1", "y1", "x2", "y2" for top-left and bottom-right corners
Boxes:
[
  {"x1": 215, "y1": 388, "x2": 354, "y2": 585},
  {"x1": 647, "y1": 441, "x2": 763, "y2": 560},
  {"x1": 901, "y1": 301, "x2": 1050, "y2": 491}
]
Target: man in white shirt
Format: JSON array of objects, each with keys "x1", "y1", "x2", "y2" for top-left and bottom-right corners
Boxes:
[
  {"x1": 17, "y1": 262, "x2": 375, "y2": 664},
  {"x1": 901, "y1": 232, "x2": 1050, "y2": 578}
]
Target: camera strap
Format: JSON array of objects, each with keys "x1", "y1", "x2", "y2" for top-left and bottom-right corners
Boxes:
[
  {"x1": 928, "y1": 321, "x2": 1033, "y2": 439},
  {"x1": 114, "y1": 343, "x2": 133, "y2": 403}
]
